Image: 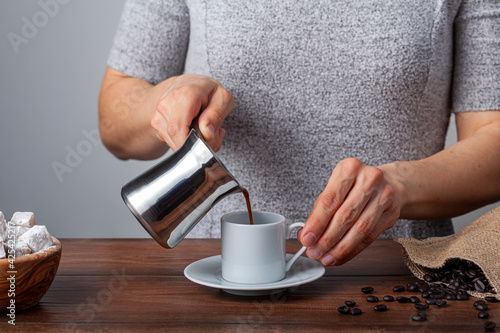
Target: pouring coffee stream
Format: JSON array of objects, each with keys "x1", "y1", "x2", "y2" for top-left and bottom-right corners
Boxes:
[
  {"x1": 241, "y1": 187, "x2": 254, "y2": 225},
  {"x1": 121, "y1": 116, "x2": 253, "y2": 248}
]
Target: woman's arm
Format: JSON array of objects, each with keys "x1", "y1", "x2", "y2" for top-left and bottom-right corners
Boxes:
[
  {"x1": 98, "y1": 67, "x2": 170, "y2": 160},
  {"x1": 98, "y1": 67, "x2": 234, "y2": 160},
  {"x1": 382, "y1": 110, "x2": 500, "y2": 219},
  {"x1": 299, "y1": 110, "x2": 500, "y2": 266}
]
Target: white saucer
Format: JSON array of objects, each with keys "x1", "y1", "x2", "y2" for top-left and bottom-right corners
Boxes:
[{"x1": 184, "y1": 254, "x2": 325, "y2": 296}]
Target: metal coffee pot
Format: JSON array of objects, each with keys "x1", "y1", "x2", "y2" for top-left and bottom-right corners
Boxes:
[{"x1": 121, "y1": 125, "x2": 242, "y2": 248}]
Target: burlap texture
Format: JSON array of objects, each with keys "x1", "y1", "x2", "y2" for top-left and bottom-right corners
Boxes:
[{"x1": 395, "y1": 206, "x2": 500, "y2": 300}]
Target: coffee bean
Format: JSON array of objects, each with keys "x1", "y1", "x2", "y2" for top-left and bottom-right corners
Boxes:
[
  {"x1": 366, "y1": 296, "x2": 379, "y2": 303},
  {"x1": 423, "y1": 274, "x2": 436, "y2": 283},
  {"x1": 445, "y1": 294, "x2": 457, "y2": 301},
  {"x1": 425, "y1": 299, "x2": 437, "y2": 305},
  {"x1": 476, "y1": 304, "x2": 488, "y2": 311},
  {"x1": 345, "y1": 300, "x2": 356, "y2": 307},
  {"x1": 337, "y1": 306, "x2": 350, "y2": 314},
  {"x1": 421, "y1": 291, "x2": 431, "y2": 298},
  {"x1": 393, "y1": 286, "x2": 405, "y2": 292},
  {"x1": 412, "y1": 313, "x2": 426, "y2": 322},
  {"x1": 407, "y1": 283, "x2": 419, "y2": 292},
  {"x1": 396, "y1": 296, "x2": 410, "y2": 303},
  {"x1": 419, "y1": 284, "x2": 429, "y2": 293},
  {"x1": 383, "y1": 295, "x2": 394, "y2": 302},
  {"x1": 486, "y1": 296, "x2": 499, "y2": 303},
  {"x1": 410, "y1": 296, "x2": 420, "y2": 303},
  {"x1": 374, "y1": 304, "x2": 387, "y2": 312},
  {"x1": 414, "y1": 303, "x2": 429, "y2": 311},
  {"x1": 484, "y1": 321, "x2": 496, "y2": 331},
  {"x1": 436, "y1": 300, "x2": 447, "y2": 307},
  {"x1": 350, "y1": 308, "x2": 362, "y2": 315},
  {"x1": 456, "y1": 292, "x2": 469, "y2": 300},
  {"x1": 474, "y1": 300, "x2": 486, "y2": 307},
  {"x1": 430, "y1": 291, "x2": 444, "y2": 299},
  {"x1": 475, "y1": 279, "x2": 487, "y2": 293},
  {"x1": 361, "y1": 287, "x2": 374, "y2": 294},
  {"x1": 478, "y1": 311, "x2": 489, "y2": 319},
  {"x1": 465, "y1": 269, "x2": 476, "y2": 279},
  {"x1": 422, "y1": 258, "x2": 496, "y2": 297}
]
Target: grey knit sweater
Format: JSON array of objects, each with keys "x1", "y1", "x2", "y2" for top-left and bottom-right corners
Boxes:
[{"x1": 108, "y1": 0, "x2": 500, "y2": 238}]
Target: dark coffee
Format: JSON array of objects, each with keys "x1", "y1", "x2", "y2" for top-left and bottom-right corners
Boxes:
[{"x1": 240, "y1": 187, "x2": 254, "y2": 225}]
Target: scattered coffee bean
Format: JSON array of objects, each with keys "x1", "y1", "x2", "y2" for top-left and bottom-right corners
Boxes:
[
  {"x1": 445, "y1": 293, "x2": 457, "y2": 301},
  {"x1": 484, "y1": 321, "x2": 496, "y2": 331},
  {"x1": 366, "y1": 296, "x2": 379, "y2": 303},
  {"x1": 350, "y1": 308, "x2": 362, "y2": 315},
  {"x1": 345, "y1": 301, "x2": 356, "y2": 307},
  {"x1": 374, "y1": 304, "x2": 387, "y2": 312},
  {"x1": 383, "y1": 295, "x2": 394, "y2": 302},
  {"x1": 337, "y1": 306, "x2": 350, "y2": 314},
  {"x1": 393, "y1": 286, "x2": 405, "y2": 292},
  {"x1": 414, "y1": 303, "x2": 429, "y2": 311},
  {"x1": 457, "y1": 293, "x2": 469, "y2": 300},
  {"x1": 474, "y1": 300, "x2": 486, "y2": 307},
  {"x1": 476, "y1": 303, "x2": 488, "y2": 311},
  {"x1": 436, "y1": 300, "x2": 447, "y2": 307},
  {"x1": 407, "y1": 283, "x2": 419, "y2": 292},
  {"x1": 421, "y1": 291, "x2": 431, "y2": 298},
  {"x1": 486, "y1": 296, "x2": 499, "y2": 303},
  {"x1": 478, "y1": 311, "x2": 490, "y2": 319},
  {"x1": 410, "y1": 296, "x2": 420, "y2": 303},
  {"x1": 361, "y1": 287, "x2": 374, "y2": 294},
  {"x1": 425, "y1": 299, "x2": 437, "y2": 305},
  {"x1": 396, "y1": 296, "x2": 410, "y2": 303},
  {"x1": 412, "y1": 313, "x2": 426, "y2": 322}
]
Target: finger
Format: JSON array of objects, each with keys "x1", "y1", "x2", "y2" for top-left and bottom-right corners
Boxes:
[
  {"x1": 162, "y1": 90, "x2": 202, "y2": 150},
  {"x1": 300, "y1": 158, "x2": 361, "y2": 249},
  {"x1": 151, "y1": 112, "x2": 176, "y2": 149},
  {"x1": 319, "y1": 194, "x2": 383, "y2": 266},
  {"x1": 320, "y1": 185, "x2": 400, "y2": 266},
  {"x1": 198, "y1": 87, "x2": 234, "y2": 150},
  {"x1": 325, "y1": 207, "x2": 398, "y2": 266}
]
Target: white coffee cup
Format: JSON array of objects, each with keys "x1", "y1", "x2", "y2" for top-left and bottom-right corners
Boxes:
[{"x1": 221, "y1": 211, "x2": 307, "y2": 284}]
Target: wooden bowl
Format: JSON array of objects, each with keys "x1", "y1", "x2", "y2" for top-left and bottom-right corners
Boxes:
[{"x1": 0, "y1": 236, "x2": 62, "y2": 313}]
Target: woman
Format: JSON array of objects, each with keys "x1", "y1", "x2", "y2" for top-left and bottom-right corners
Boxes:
[{"x1": 99, "y1": 0, "x2": 500, "y2": 266}]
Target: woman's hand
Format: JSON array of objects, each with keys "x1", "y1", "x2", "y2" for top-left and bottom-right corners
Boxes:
[
  {"x1": 298, "y1": 158, "x2": 401, "y2": 266},
  {"x1": 151, "y1": 74, "x2": 234, "y2": 152}
]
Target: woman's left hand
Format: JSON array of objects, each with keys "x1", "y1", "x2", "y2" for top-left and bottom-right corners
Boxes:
[{"x1": 298, "y1": 158, "x2": 401, "y2": 266}]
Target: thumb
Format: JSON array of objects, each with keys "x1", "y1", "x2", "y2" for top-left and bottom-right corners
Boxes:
[{"x1": 198, "y1": 87, "x2": 234, "y2": 142}]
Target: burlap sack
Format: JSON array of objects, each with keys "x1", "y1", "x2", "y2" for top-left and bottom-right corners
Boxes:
[{"x1": 395, "y1": 206, "x2": 500, "y2": 300}]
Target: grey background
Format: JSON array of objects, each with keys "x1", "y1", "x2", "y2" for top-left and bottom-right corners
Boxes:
[{"x1": 0, "y1": 0, "x2": 497, "y2": 239}]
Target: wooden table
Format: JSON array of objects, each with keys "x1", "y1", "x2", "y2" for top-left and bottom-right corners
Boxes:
[{"x1": 2, "y1": 239, "x2": 498, "y2": 332}]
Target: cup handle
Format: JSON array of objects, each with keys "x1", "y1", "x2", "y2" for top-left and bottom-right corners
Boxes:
[{"x1": 285, "y1": 222, "x2": 307, "y2": 272}]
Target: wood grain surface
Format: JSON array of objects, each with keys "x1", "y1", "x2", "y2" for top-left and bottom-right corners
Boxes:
[{"x1": 1, "y1": 239, "x2": 498, "y2": 332}]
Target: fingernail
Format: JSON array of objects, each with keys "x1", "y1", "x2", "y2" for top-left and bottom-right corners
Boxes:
[
  {"x1": 321, "y1": 254, "x2": 336, "y2": 266},
  {"x1": 303, "y1": 232, "x2": 317, "y2": 247},
  {"x1": 207, "y1": 124, "x2": 215, "y2": 138},
  {"x1": 307, "y1": 247, "x2": 321, "y2": 260}
]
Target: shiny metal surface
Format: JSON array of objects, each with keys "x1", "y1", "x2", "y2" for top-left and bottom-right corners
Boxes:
[{"x1": 121, "y1": 129, "x2": 242, "y2": 248}]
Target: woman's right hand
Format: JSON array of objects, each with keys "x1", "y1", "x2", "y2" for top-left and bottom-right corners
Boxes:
[{"x1": 151, "y1": 74, "x2": 235, "y2": 152}]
